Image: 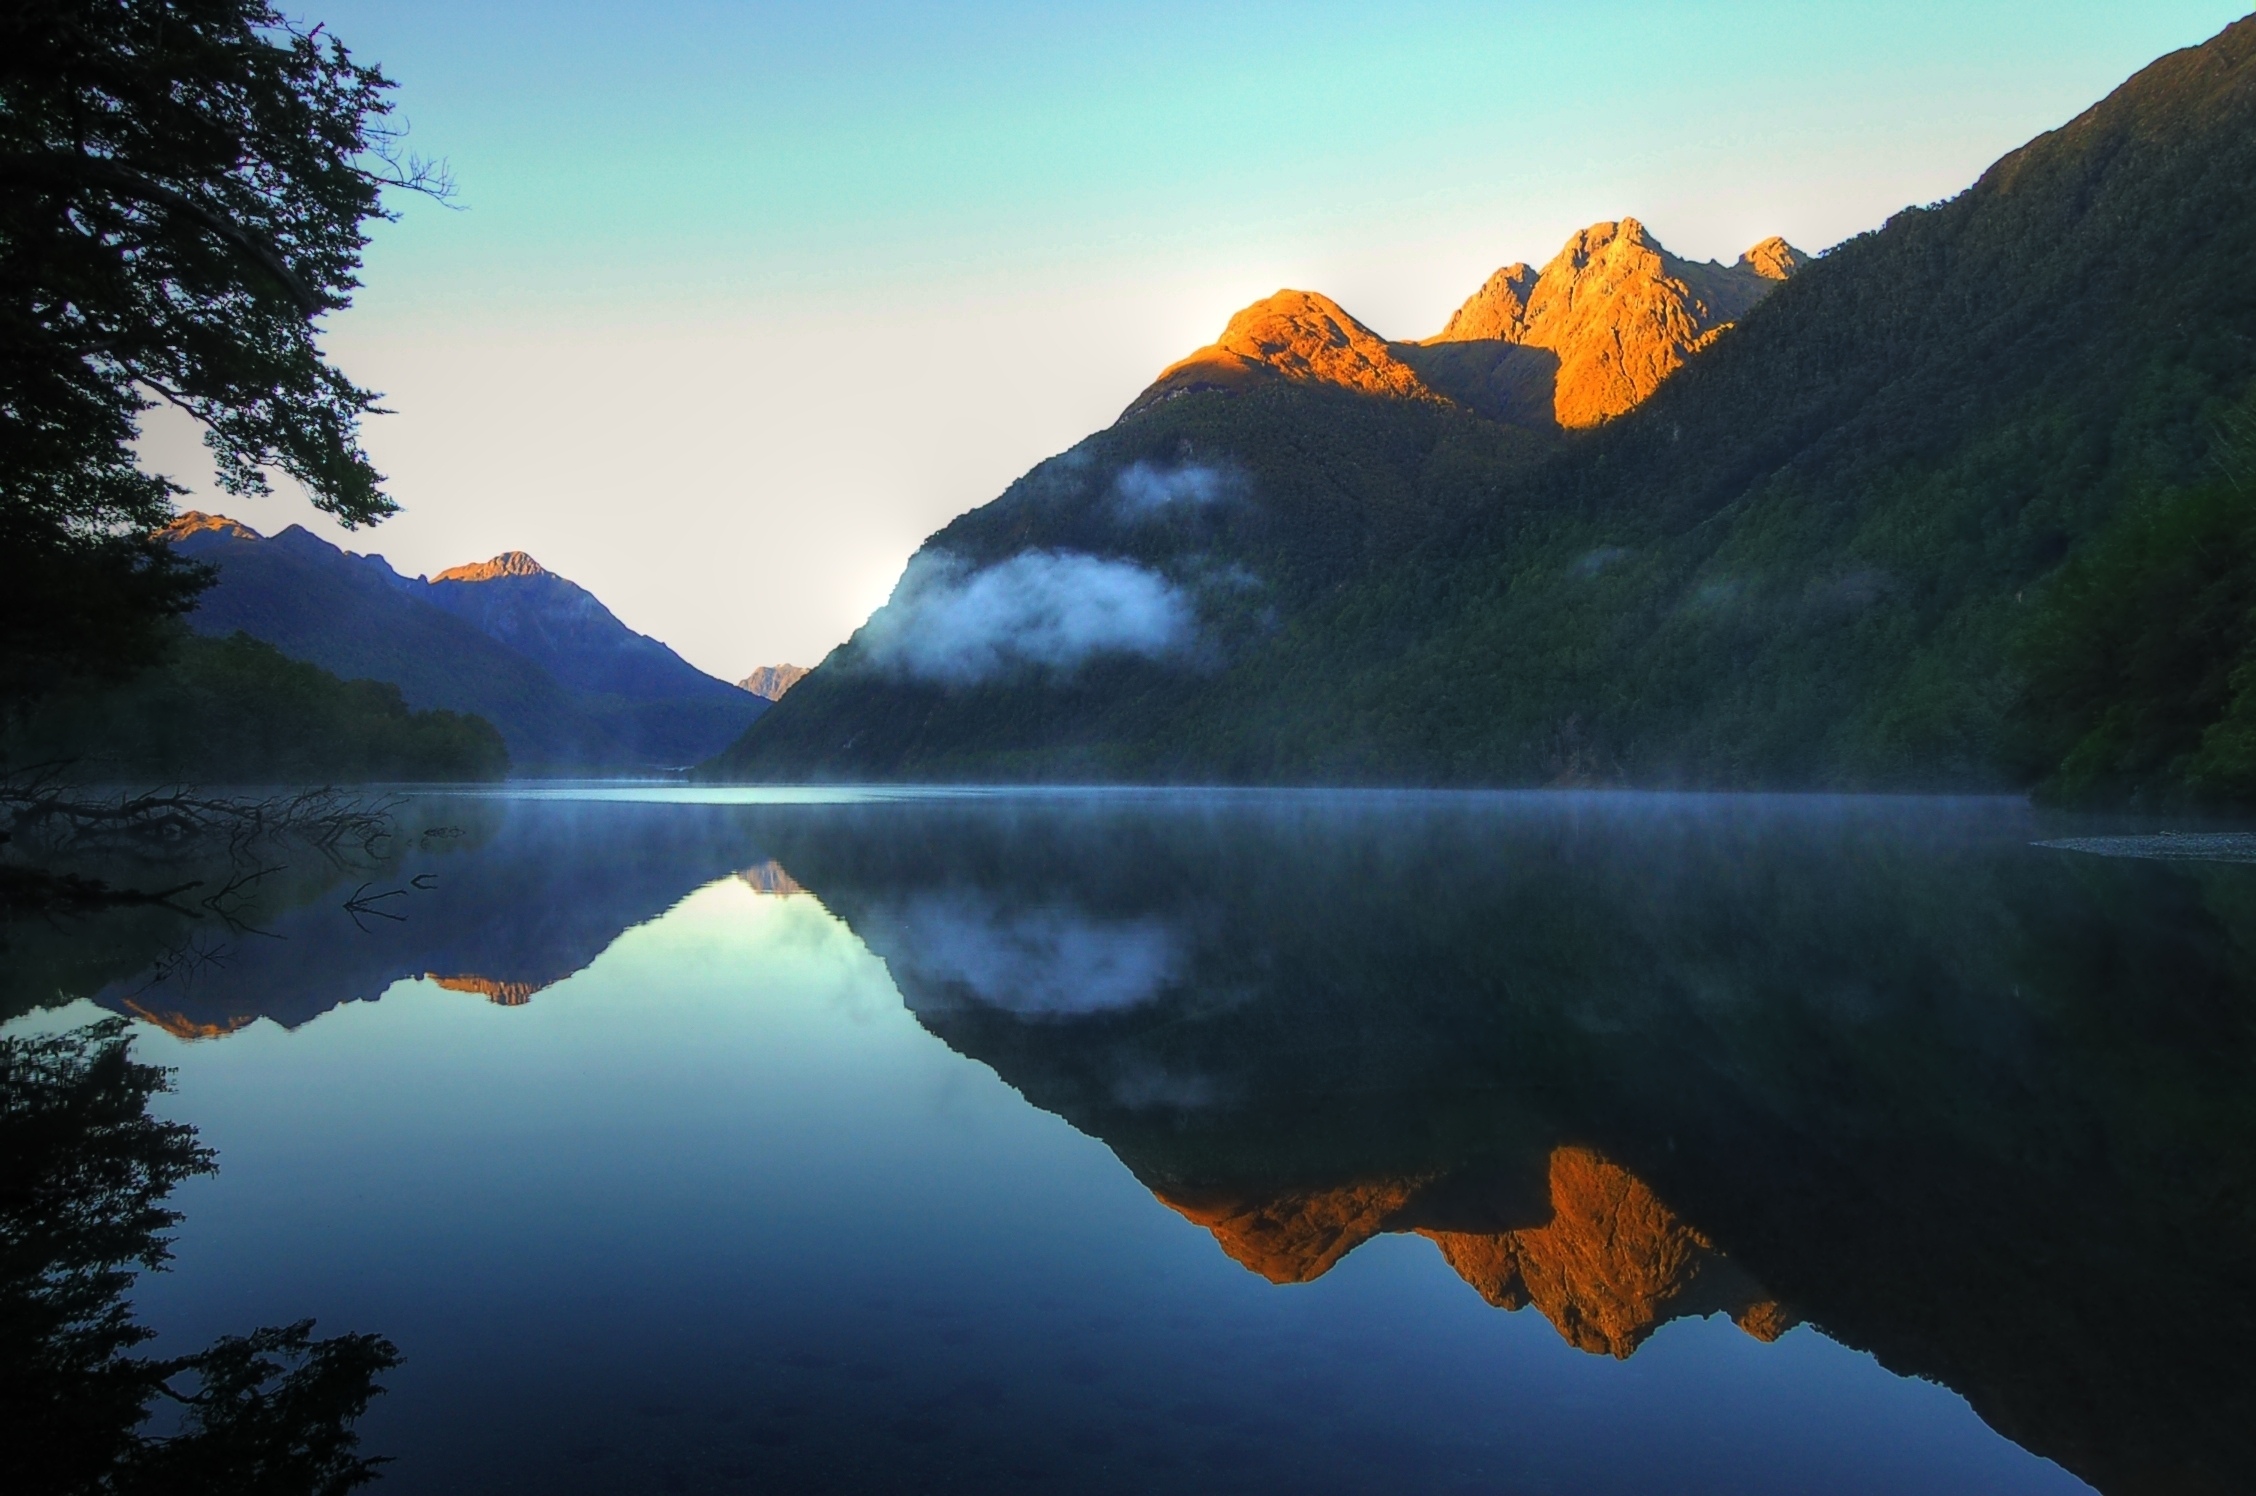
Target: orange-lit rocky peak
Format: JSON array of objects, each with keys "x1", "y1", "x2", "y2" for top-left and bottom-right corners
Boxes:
[
  {"x1": 1738, "y1": 235, "x2": 1806, "y2": 281},
  {"x1": 123, "y1": 1000, "x2": 258, "y2": 1040},
  {"x1": 1153, "y1": 1177, "x2": 1426, "y2": 1284},
  {"x1": 432, "y1": 550, "x2": 551, "y2": 584},
  {"x1": 427, "y1": 973, "x2": 547, "y2": 1006},
  {"x1": 155, "y1": 510, "x2": 260, "y2": 544},
  {"x1": 1124, "y1": 289, "x2": 1440, "y2": 417},
  {"x1": 1418, "y1": 1146, "x2": 1787, "y2": 1358},
  {"x1": 1432, "y1": 262, "x2": 1539, "y2": 342},
  {"x1": 1422, "y1": 218, "x2": 1804, "y2": 428},
  {"x1": 1155, "y1": 1147, "x2": 1789, "y2": 1358}
]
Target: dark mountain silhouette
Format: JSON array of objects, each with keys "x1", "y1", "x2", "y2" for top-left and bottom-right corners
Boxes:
[
  {"x1": 422, "y1": 550, "x2": 765, "y2": 766},
  {"x1": 0, "y1": 796, "x2": 773, "y2": 1035},
  {"x1": 712, "y1": 16, "x2": 2256, "y2": 794},
  {"x1": 162, "y1": 515, "x2": 764, "y2": 770}
]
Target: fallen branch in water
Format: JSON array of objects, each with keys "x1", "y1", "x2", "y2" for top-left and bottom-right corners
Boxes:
[
  {"x1": 1, "y1": 765, "x2": 399, "y2": 864},
  {"x1": 0, "y1": 864, "x2": 199, "y2": 916}
]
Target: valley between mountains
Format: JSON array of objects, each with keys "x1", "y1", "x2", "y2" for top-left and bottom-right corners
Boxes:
[
  {"x1": 710, "y1": 14, "x2": 2256, "y2": 801},
  {"x1": 25, "y1": 16, "x2": 2256, "y2": 798}
]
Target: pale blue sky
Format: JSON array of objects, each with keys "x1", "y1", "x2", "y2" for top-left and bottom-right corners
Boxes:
[{"x1": 148, "y1": 1, "x2": 2254, "y2": 677}]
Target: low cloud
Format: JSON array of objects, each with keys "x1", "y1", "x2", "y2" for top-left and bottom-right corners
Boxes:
[
  {"x1": 858, "y1": 549, "x2": 1196, "y2": 685},
  {"x1": 878, "y1": 894, "x2": 1186, "y2": 1018},
  {"x1": 1112, "y1": 460, "x2": 1230, "y2": 518}
]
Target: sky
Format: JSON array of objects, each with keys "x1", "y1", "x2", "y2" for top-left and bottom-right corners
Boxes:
[{"x1": 139, "y1": 0, "x2": 2255, "y2": 681}]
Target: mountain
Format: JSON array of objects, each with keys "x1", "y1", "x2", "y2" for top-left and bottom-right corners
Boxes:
[
  {"x1": 738, "y1": 664, "x2": 809, "y2": 701},
  {"x1": 1126, "y1": 289, "x2": 1443, "y2": 417},
  {"x1": 710, "y1": 16, "x2": 2256, "y2": 792},
  {"x1": 163, "y1": 515, "x2": 765, "y2": 770},
  {"x1": 421, "y1": 550, "x2": 763, "y2": 766},
  {"x1": 1403, "y1": 219, "x2": 1802, "y2": 428},
  {"x1": 1155, "y1": 1147, "x2": 1787, "y2": 1359},
  {"x1": 1127, "y1": 219, "x2": 1800, "y2": 430}
]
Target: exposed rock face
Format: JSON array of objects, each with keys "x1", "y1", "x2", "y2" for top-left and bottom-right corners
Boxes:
[
  {"x1": 432, "y1": 550, "x2": 550, "y2": 583},
  {"x1": 1154, "y1": 1178, "x2": 1427, "y2": 1283},
  {"x1": 119, "y1": 1000, "x2": 256, "y2": 1040},
  {"x1": 1124, "y1": 290, "x2": 1441, "y2": 417},
  {"x1": 1739, "y1": 235, "x2": 1806, "y2": 281},
  {"x1": 156, "y1": 510, "x2": 260, "y2": 545},
  {"x1": 426, "y1": 973, "x2": 544, "y2": 1006},
  {"x1": 739, "y1": 664, "x2": 810, "y2": 701},
  {"x1": 1417, "y1": 1146, "x2": 1788, "y2": 1358},
  {"x1": 1156, "y1": 1147, "x2": 1789, "y2": 1358},
  {"x1": 1121, "y1": 223, "x2": 1802, "y2": 430},
  {"x1": 1432, "y1": 263, "x2": 1540, "y2": 341},
  {"x1": 1421, "y1": 219, "x2": 1805, "y2": 428}
]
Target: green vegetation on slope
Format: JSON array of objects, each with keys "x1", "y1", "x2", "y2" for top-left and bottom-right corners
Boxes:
[
  {"x1": 2012, "y1": 402, "x2": 2256, "y2": 805},
  {"x1": 3, "y1": 631, "x2": 507, "y2": 783},
  {"x1": 713, "y1": 16, "x2": 2256, "y2": 796}
]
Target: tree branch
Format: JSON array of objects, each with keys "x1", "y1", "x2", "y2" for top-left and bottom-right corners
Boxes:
[{"x1": 0, "y1": 151, "x2": 328, "y2": 317}]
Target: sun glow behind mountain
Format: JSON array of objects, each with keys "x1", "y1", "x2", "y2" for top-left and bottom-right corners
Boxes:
[{"x1": 130, "y1": 0, "x2": 2252, "y2": 681}]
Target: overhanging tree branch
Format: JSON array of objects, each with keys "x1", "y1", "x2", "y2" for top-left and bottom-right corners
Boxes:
[{"x1": 0, "y1": 150, "x2": 329, "y2": 316}]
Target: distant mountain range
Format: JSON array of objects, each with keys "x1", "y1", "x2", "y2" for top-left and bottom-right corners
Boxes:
[
  {"x1": 713, "y1": 15, "x2": 2256, "y2": 795},
  {"x1": 163, "y1": 515, "x2": 764, "y2": 770}
]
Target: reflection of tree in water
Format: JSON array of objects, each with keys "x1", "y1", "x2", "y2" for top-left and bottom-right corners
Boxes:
[{"x1": 2, "y1": 1020, "x2": 396, "y2": 1495}]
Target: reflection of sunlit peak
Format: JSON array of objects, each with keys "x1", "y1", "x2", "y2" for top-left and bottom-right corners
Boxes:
[
  {"x1": 1157, "y1": 1148, "x2": 1792, "y2": 1359},
  {"x1": 122, "y1": 1001, "x2": 257, "y2": 1041},
  {"x1": 426, "y1": 973, "x2": 547, "y2": 1006},
  {"x1": 1154, "y1": 1178, "x2": 1429, "y2": 1285},
  {"x1": 737, "y1": 860, "x2": 807, "y2": 898},
  {"x1": 1419, "y1": 1147, "x2": 1788, "y2": 1359}
]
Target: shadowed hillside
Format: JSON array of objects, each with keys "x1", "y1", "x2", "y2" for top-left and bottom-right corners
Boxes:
[
  {"x1": 165, "y1": 516, "x2": 764, "y2": 771},
  {"x1": 713, "y1": 17, "x2": 2256, "y2": 794}
]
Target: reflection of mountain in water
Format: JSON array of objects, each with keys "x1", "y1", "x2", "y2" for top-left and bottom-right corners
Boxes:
[
  {"x1": 1161, "y1": 1147, "x2": 1788, "y2": 1359},
  {"x1": 49, "y1": 800, "x2": 773, "y2": 1034},
  {"x1": 762, "y1": 794, "x2": 2256, "y2": 1496}
]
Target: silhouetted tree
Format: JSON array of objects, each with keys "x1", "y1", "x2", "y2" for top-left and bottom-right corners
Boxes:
[
  {"x1": 0, "y1": 1019, "x2": 399, "y2": 1494},
  {"x1": 0, "y1": 1, "x2": 444, "y2": 710}
]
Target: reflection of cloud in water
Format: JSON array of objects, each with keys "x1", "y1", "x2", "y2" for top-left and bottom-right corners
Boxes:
[{"x1": 879, "y1": 894, "x2": 1184, "y2": 1018}]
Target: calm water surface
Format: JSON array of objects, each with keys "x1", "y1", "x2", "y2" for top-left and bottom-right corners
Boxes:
[{"x1": 11, "y1": 787, "x2": 2254, "y2": 1494}]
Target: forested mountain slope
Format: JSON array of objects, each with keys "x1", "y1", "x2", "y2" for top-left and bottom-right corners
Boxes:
[{"x1": 714, "y1": 16, "x2": 2256, "y2": 791}]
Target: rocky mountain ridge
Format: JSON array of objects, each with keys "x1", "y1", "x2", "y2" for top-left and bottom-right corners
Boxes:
[
  {"x1": 738, "y1": 664, "x2": 810, "y2": 701},
  {"x1": 1128, "y1": 218, "x2": 1804, "y2": 429}
]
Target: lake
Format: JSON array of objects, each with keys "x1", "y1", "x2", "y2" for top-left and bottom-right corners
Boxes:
[{"x1": 8, "y1": 786, "x2": 2252, "y2": 1494}]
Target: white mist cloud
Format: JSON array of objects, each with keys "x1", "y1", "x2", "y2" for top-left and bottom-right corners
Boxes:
[
  {"x1": 1111, "y1": 460, "x2": 1230, "y2": 517},
  {"x1": 857, "y1": 548, "x2": 1196, "y2": 685},
  {"x1": 879, "y1": 894, "x2": 1186, "y2": 1018}
]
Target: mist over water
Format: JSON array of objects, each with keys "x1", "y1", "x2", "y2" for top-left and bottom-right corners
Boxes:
[{"x1": 11, "y1": 787, "x2": 2249, "y2": 1493}]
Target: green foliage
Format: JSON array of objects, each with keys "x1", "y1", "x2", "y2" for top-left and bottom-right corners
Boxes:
[
  {"x1": 0, "y1": 1020, "x2": 400, "y2": 1495},
  {"x1": 0, "y1": 1, "x2": 439, "y2": 708},
  {"x1": 2011, "y1": 397, "x2": 2256, "y2": 805},
  {"x1": 4, "y1": 630, "x2": 509, "y2": 782},
  {"x1": 716, "y1": 17, "x2": 2256, "y2": 798}
]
